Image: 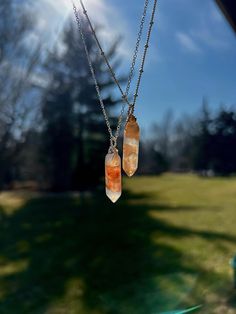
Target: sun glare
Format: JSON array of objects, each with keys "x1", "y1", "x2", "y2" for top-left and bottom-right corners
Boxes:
[
  {"x1": 42, "y1": 0, "x2": 133, "y2": 60},
  {"x1": 50, "y1": 0, "x2": 106, "y2": 17}
]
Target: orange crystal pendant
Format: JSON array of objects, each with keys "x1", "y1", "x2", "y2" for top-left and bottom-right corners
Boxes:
[
  {"x1": 105, "y1": 149, "x2": 122, "y2": 203},
  {"x1": 123, "y1": 114, "x2": 140, "y2": 177}
]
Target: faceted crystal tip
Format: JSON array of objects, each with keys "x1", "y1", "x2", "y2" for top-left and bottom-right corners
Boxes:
[
  {"x1": 106, "y1": 188, "x2": 121, "y2": 203},
  {"x1": 124, "y1": 169, "x2": 137, "y2": 177},
  {"x1": 110, "y1": 198, "x2": 118, "y2": 203}
]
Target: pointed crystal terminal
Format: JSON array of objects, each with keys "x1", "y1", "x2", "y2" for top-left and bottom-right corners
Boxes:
[
  {"x1": 123, "y1": 115, "x2": 140, "y2": 177},
  {"x1": 105, "y1": 149, "x2": 122, "y2": 203}
]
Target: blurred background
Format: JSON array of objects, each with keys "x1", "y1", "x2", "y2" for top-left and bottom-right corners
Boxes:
[{"x1": 0, "y1": 0, "x2": 236, "y2": 313}]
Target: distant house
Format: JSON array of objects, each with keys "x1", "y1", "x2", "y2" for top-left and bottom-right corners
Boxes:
[{"x1": 215, "y1": 0, "x2": 236, "y2": 33}]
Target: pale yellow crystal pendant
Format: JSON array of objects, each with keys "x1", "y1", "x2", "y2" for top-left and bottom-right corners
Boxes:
[
  {"x1": 105, "y1": 149, "x2": 122, "y2": 203},
  {"x1": 123, "y1": 114, "x2": 140, "y2": 177}
]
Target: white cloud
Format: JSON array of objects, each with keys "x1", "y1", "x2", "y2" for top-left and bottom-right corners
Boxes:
[
  {"x1": 176, "y1": 32, "x2": 202, "y2": 54},
  {"x1": 188, "y1": 2, "x2": 231, "y2": 52},
  {"x1": 173, "y1": 1, "x2": 232, "y2": 57},
  {"x1": 191, "y1": 28, "x2": 230, "y2": 50}
]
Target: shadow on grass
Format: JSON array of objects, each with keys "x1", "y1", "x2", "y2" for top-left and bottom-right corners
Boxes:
[{"x1": 0, "y1": 189, "x2": 235, "y2": 313}]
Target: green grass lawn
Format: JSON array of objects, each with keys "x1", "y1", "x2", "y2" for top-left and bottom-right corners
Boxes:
[{"x1": 0, "y1": 174, "x2": 236, "y2": 314}]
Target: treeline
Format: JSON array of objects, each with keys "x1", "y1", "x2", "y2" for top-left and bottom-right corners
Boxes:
[
  {"x1": 138, "y1": 103, "x2": 236, "y2": 176},
  {"x1": 0, "y1": 0, "x2": 122, "y2": 191},
  {"x1": 1, "y1": 1, "x2": 236, "y2": 192}
]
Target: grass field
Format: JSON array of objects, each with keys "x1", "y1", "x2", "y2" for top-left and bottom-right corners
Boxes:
[{"x1": 0, "y1": 174, "x2": 236, "y2": 314}]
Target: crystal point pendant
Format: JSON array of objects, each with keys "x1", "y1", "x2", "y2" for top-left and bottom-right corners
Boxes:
[
  {"x1": 123, "y1": 114, "x2": 140, "y2": 177},
  {"x1": 105, "y1": 149, "x2": 122, "y2": 203}
]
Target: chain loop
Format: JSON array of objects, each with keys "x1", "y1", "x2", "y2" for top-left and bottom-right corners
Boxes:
[{"x1": 110, "y1": 136, "x2": 117, "y2": 149}]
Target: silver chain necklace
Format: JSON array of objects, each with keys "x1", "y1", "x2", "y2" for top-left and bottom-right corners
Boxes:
[
  {"x1": 78, "y1": 0, "x2": 149, "y2": 104},
  {"x1": 79, "y1": 0, "x2": 157, "y2": 115},
  {"x1": 72, "y1": 0, "x2": 158, "y2": 202},
  {"x1": 72, "y1": 0, "x2": 157, "y2": 148}
]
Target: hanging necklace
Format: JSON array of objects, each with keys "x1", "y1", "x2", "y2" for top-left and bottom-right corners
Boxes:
[{"x1": 72, "y1": 0, "x2": 157, "y2": 202}]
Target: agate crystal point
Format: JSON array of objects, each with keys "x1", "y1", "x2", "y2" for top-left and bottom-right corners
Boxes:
[
  {"x1": 123, "y1": 114, "x2": 140, "y2": 177},
  {"x1": 105, "y1": 149, "x2": 122, "y2": 203}
]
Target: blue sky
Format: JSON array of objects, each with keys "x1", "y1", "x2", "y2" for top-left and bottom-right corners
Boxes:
[{"x1": 39, "y1": 0, "x2": 236, "y2": 128}]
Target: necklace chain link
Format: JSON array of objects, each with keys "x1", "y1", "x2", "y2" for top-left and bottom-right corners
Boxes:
[
  {"x1": 132, "y1": 0, "x2": 157, "y2": 113},
  {"x1": 73, "y1": 4, "x2": 114, "y2": 146},
  {"x1": 124, "y1": 0, "x2": 150, "y2": 98}
]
